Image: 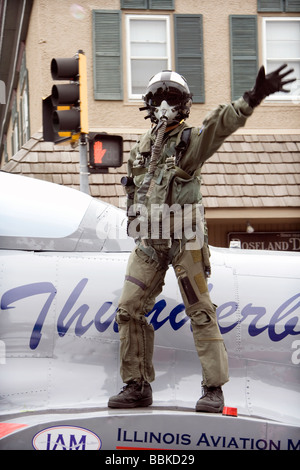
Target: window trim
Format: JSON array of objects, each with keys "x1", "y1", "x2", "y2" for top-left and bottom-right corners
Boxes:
[
  {"x1": 262, "y1": 16, "x2": 300, "y2": 102},
  {"x1": 126, "y1": 14, "x2": 172, "y2": 101}
]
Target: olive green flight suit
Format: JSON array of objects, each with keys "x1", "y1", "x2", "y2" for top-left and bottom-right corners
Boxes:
[{"x1": 117, "y1": 97, "x2": 253, "y2": 388}]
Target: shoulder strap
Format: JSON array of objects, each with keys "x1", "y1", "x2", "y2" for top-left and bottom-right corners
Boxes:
[
  {"x1": 175, "y1": 127, "x2": 192, "y2": 164},
  {"x1": 138, "y1": 129, "x2": 152, "y2": 155}
]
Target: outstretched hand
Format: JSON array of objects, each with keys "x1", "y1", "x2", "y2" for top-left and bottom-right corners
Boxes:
[
  {"x1": 256, "y1": 64, "x2": 296, "y2": 95},
  {"x1": 243, "y1": 64, "x2": 296, "y2": 108}
]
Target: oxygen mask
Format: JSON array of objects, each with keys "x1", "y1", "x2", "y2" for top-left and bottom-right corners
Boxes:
[{"x1": 153, "y1": 100, "x2": 179, "y2": 125}]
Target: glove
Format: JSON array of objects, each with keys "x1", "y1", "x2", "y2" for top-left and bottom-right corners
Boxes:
[{"x1": 243, "y1": 64, "x2": 296, "y2": 108}]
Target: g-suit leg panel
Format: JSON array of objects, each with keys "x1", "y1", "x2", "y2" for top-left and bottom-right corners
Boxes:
[
  {"x1": 117, "y1": 245, "x2": 168, "y2": 384},
  {"x1": 172, "y1": 239, "x2": 229, "y2": 387}
]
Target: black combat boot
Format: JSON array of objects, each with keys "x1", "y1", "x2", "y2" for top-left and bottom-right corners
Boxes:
[
  {"x1": 195, "y1": 385, "x2": 224, "y2": 413},
  {"x1": 108, "y1": 381, "x2": 152, "y2": 408}
]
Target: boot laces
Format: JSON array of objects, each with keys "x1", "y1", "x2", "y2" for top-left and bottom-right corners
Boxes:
[
  {"x1": 120, "y1": 380, "x2": 145, "y2": 395},
  {"x1": 202, "y1": 385, "x2": 221, "y2": 400}
]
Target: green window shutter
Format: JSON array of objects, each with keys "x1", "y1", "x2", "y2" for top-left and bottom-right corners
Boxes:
[
  {"x1": 93, "y1": 10, "x2": 123, "y2": 100},
  {"x1": 257, "y1": 0, "x2": 284, "y2": 11},
  {"x1": 149, "y1": 0, "x2": 174, "y2": 9},
  {"x1": 257, "y1": 0, "x2": 300, "y2": 11},
  {"x1": 121, "y1": 0, "x2": 174, "y2": 8},
  {"x1": 230, "y1": 15, "x2": 258, "y2": 101},
  {"x1": 121, "y1": 0, "x2": 147, "y2": 8},
  {"x1": 174, "y1": 14, "x2": 204, "y2": 103},
  {"x1": 285, "y1": 0, "x2": 300, "y2": 11}
]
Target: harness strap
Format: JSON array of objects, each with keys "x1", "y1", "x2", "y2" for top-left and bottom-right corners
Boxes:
[
  {"x1": 175, "y1": 127, "x2": 192, "y2": 165},
  {"x1": 132, "y1": 163, "x2": 192, "y2": 180},
  {"x1": 131, "y1": 127, "x2": 192, "y2": 179}
]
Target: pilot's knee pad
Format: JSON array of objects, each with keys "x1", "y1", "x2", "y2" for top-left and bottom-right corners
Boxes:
[
  {"x1": 116, "y1": 308, "x2": 131, "y2": 325},
  {"x1": 174, "y1": 248, "x2": 208, "y2": 309}
]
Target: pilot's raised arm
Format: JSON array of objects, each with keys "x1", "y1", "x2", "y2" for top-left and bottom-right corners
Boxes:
[{"x1": 180, "y1": 64, "x2": 296, "y2": 171}]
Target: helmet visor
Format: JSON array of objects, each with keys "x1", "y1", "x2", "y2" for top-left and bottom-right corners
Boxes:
[{"x1": 146, "y1": 86, "x2": 188, "y2": 107}]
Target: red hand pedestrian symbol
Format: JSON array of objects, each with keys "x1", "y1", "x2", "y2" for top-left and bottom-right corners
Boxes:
[{"x1": 94, "y1": 141, "x2": 107, "y2": 163}]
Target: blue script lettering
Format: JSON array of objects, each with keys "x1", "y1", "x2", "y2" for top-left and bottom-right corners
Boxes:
[
  {"x1": 216, "y1": 293, "x2": 300, "y2": 342},
  {"x1": 216, "y1": 301, "x2": 238, "y2": 333},
  {"x1": 146, "y1": 300, "x2": 189, "y2": 331},
  {"x1": 269, "y1": 293, "x2": 300, "y2": 342},
  {"x1": 1, "y1": 279, "x2": 299, "y2": 349},
  {"x1": 57, "y1": 278, "x2": 93, "y2": 338},
  {"x1": 1, "y1": 282, "x2": 57, "y2": 349},
  {"x1": 95, "y1": 301, "x2": 118, "y2": 333}
]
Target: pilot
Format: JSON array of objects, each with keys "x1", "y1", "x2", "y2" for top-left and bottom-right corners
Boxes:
[{"x1": 108, "y1": 65, "x2": 295, "y2": 412}]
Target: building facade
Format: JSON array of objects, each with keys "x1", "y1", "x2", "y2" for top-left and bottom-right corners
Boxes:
[{"x1": 0, "y1": 0, "x2": 300, "y2": 248}]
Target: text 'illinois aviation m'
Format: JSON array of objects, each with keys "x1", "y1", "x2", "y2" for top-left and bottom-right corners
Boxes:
[{"x1": 0, "y1": 172, "x2": 299, "y2": 450}]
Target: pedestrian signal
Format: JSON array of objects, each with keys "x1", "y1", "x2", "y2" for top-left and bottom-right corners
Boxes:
[{"x1": 88, "y1": 133, "x2": 123, "y2": 172}]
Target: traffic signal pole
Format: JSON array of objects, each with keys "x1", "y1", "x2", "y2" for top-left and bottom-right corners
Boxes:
[
  {"x1": 77, "y1": 51, "x2": 90, "y2": 194},
  {"x1": 79, "y1": 133, "x2": 90, "y2": 195}
]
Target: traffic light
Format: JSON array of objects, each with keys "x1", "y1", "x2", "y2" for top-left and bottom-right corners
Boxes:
[
  {"x1": 43, "y1": 50, "x2": 88, "y2": 144},
  {"x1": 88, "y1": 133, "x2": 123, "y2": 173}
]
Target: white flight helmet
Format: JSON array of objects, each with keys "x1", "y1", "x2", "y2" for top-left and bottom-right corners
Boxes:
[{"x1": 142, "y1": 70, "x2": 192, "y2": 124}]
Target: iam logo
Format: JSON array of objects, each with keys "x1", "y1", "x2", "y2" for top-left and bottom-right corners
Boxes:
[{"x1": 32, "y1": 425, "x2": 102, "y2": 450}]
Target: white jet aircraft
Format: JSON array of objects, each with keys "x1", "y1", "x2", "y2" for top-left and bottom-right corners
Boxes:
[{"x1": 0, "y1": 171, "x2": 299, "y2": 451}]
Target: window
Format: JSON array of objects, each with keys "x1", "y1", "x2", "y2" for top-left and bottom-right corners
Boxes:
[
  {"x1": 12, "y1": 118, "x2": 19, "y2": 155},
  {"x1": 20, "y1": 79, "x2": 30, "y2": 145},
  {"x1": 19, "y1": 52, "x2": 30, "y2": 145},
  {"x1": 3, "y1": 135, "x2": 8, "y2": 163},
  {"x1": 126, "y1": 15, "x2": 171, "y2": 99},
  {"x1": 262, "y1": 18, "x2": 300, "y2": 101},
  {"x1": 93, "y1": 10, "x2": 204, "y2": 103},
  {"x1": 0, "y1": 80, "x2": 5, "y2": 105},
  {"x1": 11, "y1": 95, "x2": 19, "y2": 156}
]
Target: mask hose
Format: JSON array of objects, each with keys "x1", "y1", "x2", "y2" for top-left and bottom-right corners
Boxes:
[
  {"x1": 148, "y1": 117, "x2": 167, "y2": 176},
  {"x1": 134, "y1": 117, "x2": 168, "y2": 231}
]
